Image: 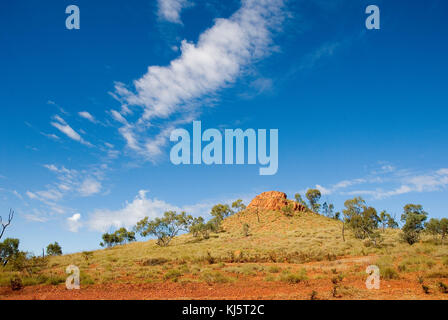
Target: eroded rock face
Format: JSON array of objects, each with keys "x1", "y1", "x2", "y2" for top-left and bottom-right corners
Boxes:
[{"x1": 247, "y1": 191, "x2": 306, "y2": 212}]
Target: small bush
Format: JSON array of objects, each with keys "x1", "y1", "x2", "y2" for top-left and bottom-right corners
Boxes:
[
  {"x1": 438, "y1": 282, "x2": 448, "y2": 294},
  {"x1": 82, "y1": 251, "x2": 93, "y2": 262},
  {"x1": 142, "y1": 258, "x2": 169, "y2": 266},
  {"x1": 282, "y1": 204, "x2": 294, "y2": 217},
  {"x1": 80, "y1": 272, "x2": 95, "y2": 286},
  {"x1": 268, "y1": 266, "x2": 281, "y2": 273},
  {"x1": 163, "y1": 269, "x2": 183, "y2": 282},
  {"x1": 205, "y1": 251, "x2": 215, "y2": 264},
  {"x1": 264, "y1": 275, "x2": 275, "y2": 282},
  {"x1": 242, "y1": 223, "x2": 250, "y2": 237},
  {"x1": 10, "y1": 276, "x2": 23, "y2": 291},
  {"x1": 381, "y1": 267, "x2": 399, "y2": 280},
  {"x1": 442, "y1": 256, "x2": 448, "y2": 267},
  {"x1": 201, "y1": 271, "x2": 232, "y2": 284},
  {"x1": 310, "y1": 290, "x2": 318, "y2": 300},
  {"x1": 281, "y1": 268, "x2": 307, "y2": 284},
  {"x1": 422, "y1": 284, "x2": 430, "y2": 294},
  {"x1": 427, "y1": 271, "x2": 448, "y2": 279}
]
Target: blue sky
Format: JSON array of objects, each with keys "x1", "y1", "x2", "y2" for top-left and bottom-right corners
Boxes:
[{"x1": 1, "y1": 0, "x2": 447, "y2": 254}]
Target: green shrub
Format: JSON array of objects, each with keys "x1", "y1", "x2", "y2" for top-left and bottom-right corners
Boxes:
[
  {"x1": 281, "y1": 268, "x2": 307, "y2": 284},
  {"x1": 46, "y1": 274, "x2": 66, "y2": 285},
  {"x1": 442, "y1": 256, "x2": 448, "y2": 267},
  {"x1": 142, "y1": 257, "x2": 169, "y2": 266},
  {"x1": 10, "y1": 275, "x2": 23, "y2": 291},
  {"x1": 201, "y1": 271, "x2": 232, "y2": 284},
  {"x1": 381, "y1": 267, "x2": 399, "y2": 280},
  {"x1": 310, "y1": 290, "x2": 318, "y2": 300},
  {"x1": 80, "y1": 271, "x2": 95, "y2": 285},
  {"x1": 438, "y1": 282, "x2": 448, "y2": 293},
  {"x1": 163, "y1": 269, "x2": 183, "y2": 281},
  {"x1": 268, "y1": 266, "x2": 281, "y2": 273}
]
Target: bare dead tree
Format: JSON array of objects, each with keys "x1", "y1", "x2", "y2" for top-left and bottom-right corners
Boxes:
[
  {"x1": 0, "y1": 209, "x2": 14, "y2": 241},
  {"x1": 255, "y1": 208, "x2": 260, "y2": 223}
]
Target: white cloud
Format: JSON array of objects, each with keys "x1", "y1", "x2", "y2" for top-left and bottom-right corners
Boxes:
[
  {"x1": 315, "y1": 178, "x2": 366, "y2": 195},
  {"x1": 320, "y1": 166, "x2": 448, "y2": 200},
  {"x1": 114, "y1": 0, "x2": 285, "y2": 160},
  {"x1": 41, "y1": 132, "x2": 60, "y2": 140},
  {"x1": 87, "y1": 190, "x2": 230, "y2": 232},
  {"x1": 298, "y1": 41, "x2": 341, "y2": 70},
  {"x1": 78, "y1": 111, "x2": 96, "y2": 123},
  {"x1": 67, "y1": 213, "x2": 82, "y2": 232},
  {"x1": 26, "y1": 164, "x2": 106, "y2": 219},
  {"x1": 35, "y1": 189, "x2": 63, "y2": 201},
  {"x1": 88, "y1": 190, "x2": 176, "y2": 232},
  {"x1": 44, "y1": 164, "x2": 59, "y2": 172},
  {"x1": 51, "y1": 116, "x2": 92, "y2": 147},
  {"x1": 26, "y1": 191, "x2": 38, "y2": 199},
  {"x1": 79, "y1": 178, "x2": 102, "y2": 197},
  {"x1": 110, "y1": 110, "x2": 128, "y2": 125},
  {"x1": 157, "y1": 0, "x2": 190, "y2": 24},
  {"x1": 315, "y1": 184, "x2": 332, "y2": 196},
  {"x1": 12, "y1": 190, "x2": 22, "y2": 200},
  {"x1": 24, "y1": 214, "x2": 48, "y2": 223}
]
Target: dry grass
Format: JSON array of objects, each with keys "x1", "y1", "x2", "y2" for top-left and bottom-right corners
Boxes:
[{"x1": 1, "y1": 208, "x2": 448, "y2": 290}]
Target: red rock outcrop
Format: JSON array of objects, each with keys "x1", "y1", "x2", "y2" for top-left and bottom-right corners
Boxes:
[{"x1": 247, "y1": 191, "x2": 306, "y2": 212}]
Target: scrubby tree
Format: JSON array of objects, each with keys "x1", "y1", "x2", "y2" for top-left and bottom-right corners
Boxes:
[
  {"x1": 425, "y1": 218, "x2": 448, "y2": 244},
  {"x1": 281, "y1": 203, "x2": 294, "y2": 217},
  {"x1": 0, "y1": 238, "x2": 20, "y2": 266},
  {"x1": 189, "y1": 217, "x2": 216, "y2": 240},
  {"x1": 401, "y1": 204, "x2": 428, "y2": 245},
  {"x1": 116, "y1": 227, "x2": 136, "y2": 244},
  {"x1": 211, "y1": 204, "x2": 233, "y2": 220},
  {"x1": 334, "y1": 212, "x2": 341, "y2": 221},
  {"x1": 294, "y1": 193, "x2": 308, "y2": 208},
  {"x1": 425, "y1": 218, "x2": 441, "y2": 239},
  {"x1": 209, "y1": 204, "x2": 234, "y2": 231},
  {"x1": 46, "y1": 242, "x2": 62, "y2": 256},
  {"x1": 322, "y1": 202, "x2": 335, "y2": 218},
  {"x1": 100, "y1": 232, "x2": 116, "y2": 248},
  {"x1": 135, "y1": 211, "x2": 193, "y2": 247},
  {"x1": 306, "y1": 189, "x2": 322, "y2": 213},
  {"x1": 0, "y1": 209, "x2": 14, "y2": 241},
  {"x1": 231, "y1": 199, "x2": 246, "y2": 213},
  {"x1": 100, "y1": 227, "x2": 136, "y2": 248},
  {"x1": 379, "y1": 210, "x2": 398, "y2": 231},
  {"x1": 441, "y1": 218, "x2": 448, "y2": 244},
  {"x1": 342, "y1": 197, "x2": 381, "y2": 245}
]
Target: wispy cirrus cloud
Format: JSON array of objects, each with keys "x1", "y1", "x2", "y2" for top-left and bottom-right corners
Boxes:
[
  {"x1": 314, "y1": 165, "x2": 448, "y2": 200},
  {"x1": 111, "y1": 0, "x2": 285, "y2": 161},
  {"x1": 25, "y1": 164, "x2": 105, "y2": 218},
  {"x1": 78, "y1": 111, "x2": 97, "y2": 123},
  {"x1": 157, "y1": 0, "x2": 191, "y2": 24},
  {"x1": 51, "y1": 115, "x2": 92, "y2": 147}
]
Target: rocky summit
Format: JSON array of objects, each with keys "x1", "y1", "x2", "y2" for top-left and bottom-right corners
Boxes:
[{"x1": 246, "y1": 191, "x2": 306, "y2": 212}]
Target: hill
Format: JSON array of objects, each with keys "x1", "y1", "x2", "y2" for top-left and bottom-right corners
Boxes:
[{"x1": 1, "y1": 191, "x2": 448, "y2": 300}]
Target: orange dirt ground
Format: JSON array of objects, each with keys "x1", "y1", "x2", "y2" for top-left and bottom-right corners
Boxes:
[{"x1": 1, "y1": 276, "x2": 447, "y2": 300}]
